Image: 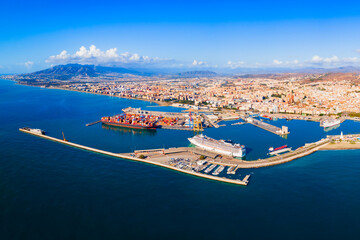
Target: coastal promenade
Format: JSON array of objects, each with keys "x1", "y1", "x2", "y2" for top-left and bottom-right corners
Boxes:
[{"x1": 19, "y1": 128, "x2": 250, "y2": 186}]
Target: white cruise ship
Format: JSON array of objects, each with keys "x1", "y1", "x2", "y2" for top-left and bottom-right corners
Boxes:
[
  {"x1": 188, "y1": 134, "x2": 246, "y2": 158},
  {"x1": 320, "y1": 119, "x2": 341, "y2": 128}
]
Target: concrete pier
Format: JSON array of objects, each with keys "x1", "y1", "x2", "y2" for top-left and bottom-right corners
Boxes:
[
  {"x1": 86, "y1": 120, "x2": 101, "y2": 126},
  {"x1": 19, "y1": 128, "x2": 249, "y2": 186},
  {"x1": 246, "y1": 117, "x2": 289, "y2": 136},
  {"x1": 20, "y1": 127, "x2": 343, "y2": 185}
]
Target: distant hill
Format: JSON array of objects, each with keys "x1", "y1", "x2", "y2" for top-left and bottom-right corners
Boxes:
[
  {"x1": 16, "y1": 64, "x2": 151, "y2": 82},
  {"x1": 25, "y1": 64, "x2": 99, "y2": 80},
  {"x1": 177, "y1": 70, "x2": 217, "y2": 78},
  {"x1": 95, "y1": 66, "x2": 142, "y2": 75},
  {"x1": 11, "y1": 63, "x2": 360, "y2": 84}
]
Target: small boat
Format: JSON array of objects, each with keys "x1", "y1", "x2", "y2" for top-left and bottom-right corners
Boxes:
[
  {"x1": 269, "y1": 145, "x2": 287, "y2": 152},
  {"x1": 268, "y1": 145, "x2": 292, "y2": 155}
]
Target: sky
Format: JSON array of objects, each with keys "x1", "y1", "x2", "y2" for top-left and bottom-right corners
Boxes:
[{"x1": 2, "y1": 0, "x2": 360, "y2": 73}]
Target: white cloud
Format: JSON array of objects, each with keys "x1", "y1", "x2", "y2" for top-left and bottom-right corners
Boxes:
[
  {"x1": 310, "y1": 55, "x2": 323, "y2": 63},
  {"x1": 272, "y1": 59, "x2": 301, "y2": 67},
  {"x1": 308, "y1": 55, "x2": 360, "y2": 66},
  {"x1": 46, "y1": 45, "x2": 163, "y2": 66},
  {"x1": 227, "y1": 60, "x2": 245, "y2": 69},
  {"x1": 310, "y1": 55, "x2": 340, "y2": 64},
  {"x1": 24, "y1": 61, "x2": 34, "y2": 69},
  {"x1": 266, "y1": 55, "x2": 360, "y2": 68},
  {"x1": 192, "y1": 59, "x2": 208, "y2": 66}
]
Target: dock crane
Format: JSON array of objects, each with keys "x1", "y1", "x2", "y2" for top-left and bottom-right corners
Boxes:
[
  {"x1": 193, "y1": 115, "x2": 203, "y2": 131},
  {"x1": 62, "y1": 132, "x2": 68, "y2": 142},
  {"x1": 189, "y1": 111, "x2": 203, "y2": 131}
]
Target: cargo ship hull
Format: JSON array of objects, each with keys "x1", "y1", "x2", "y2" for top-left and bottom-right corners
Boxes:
[{"x1": 101, "y1": 121, "x2": 157, "y2": 130}]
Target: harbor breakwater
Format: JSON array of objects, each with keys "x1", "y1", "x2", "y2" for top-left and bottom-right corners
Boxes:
[
  {"x1": 19, "y1": 128, "x2": 250, "y2": 186},
  {"x1": 20, "y1": 127, "x2": 347, "y2": 184}
]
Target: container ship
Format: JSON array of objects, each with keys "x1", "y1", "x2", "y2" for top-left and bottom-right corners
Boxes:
[
  {"x1": 101, "y1": 113, "x2": 159, "y2": 130},
  {"x1": 320, "y1": 119, "x2": 341, "y2": 128},
  {"x1": 188, "y1": 134, "x2": 246, "y2": 158}
]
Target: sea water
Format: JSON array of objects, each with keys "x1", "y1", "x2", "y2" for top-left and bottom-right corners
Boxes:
[{"x1": 0, "y1": 79, "x2": 359, "y2": 239}]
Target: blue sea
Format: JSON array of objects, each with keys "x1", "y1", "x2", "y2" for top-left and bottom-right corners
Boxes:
[{"x1": 0, "y1": 79, "x2": 359, "y2": 239}]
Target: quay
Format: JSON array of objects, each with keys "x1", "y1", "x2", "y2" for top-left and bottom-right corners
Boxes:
[
  {"x1": 245, "y1": 117, "x2": 289, "y2": 136},
  {"x1": 86, "y1": 120, "x2": 101, "y2": 126},
  {"x1": 19, "y1": 128, "x2": 249, "y2": 186}
]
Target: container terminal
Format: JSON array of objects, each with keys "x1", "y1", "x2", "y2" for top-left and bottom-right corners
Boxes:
[
  {"x1": 87, "y1": 108, "x2": 295, "y2": 138},
  {"x1": 87, "y1": 107, "x2": 209, "y2": 131}
]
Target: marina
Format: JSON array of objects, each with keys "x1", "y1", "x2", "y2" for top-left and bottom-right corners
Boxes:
[
  {"x1": 212, "y1": 165, "x2": 225, "y2": 175},
  {"x1": 227, "y1": 166, "x2": 237, "y2": 175},
  {"x1": 204, "y1": 164, "x2": 216, "y2": 173}
]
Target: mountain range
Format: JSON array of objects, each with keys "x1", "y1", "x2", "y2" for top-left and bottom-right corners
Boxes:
[
  {"x1": 9, "y1": 63, "x2": 360, "y2": 84},
  {"x1": 14, "y1": 64, "x2": 220, "y2": 81}
]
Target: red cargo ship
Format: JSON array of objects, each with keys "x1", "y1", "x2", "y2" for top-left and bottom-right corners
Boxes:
[
  {"x1": 101, "y1": 114, "x2": 159, "y2": 130},
  {"x1": 268, "y1": 145, "x2": 287, "y2": 152}
]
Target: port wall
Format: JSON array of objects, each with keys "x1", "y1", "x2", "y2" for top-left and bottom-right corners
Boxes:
[{"x1": 19, "y1": 129, "x2": 248, "y2": 186}]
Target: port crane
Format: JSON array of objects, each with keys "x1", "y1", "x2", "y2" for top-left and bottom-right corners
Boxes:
[
  {"x1": 189, "y1": 111, "x2": 203, "y2": 131},
  {"x1": 62, "y1": 132, "x2": 68, "y2": 142}
]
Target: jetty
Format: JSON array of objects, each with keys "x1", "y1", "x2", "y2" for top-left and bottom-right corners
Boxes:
[
  {"x1": 19, "y1": 128, "x2": 250, "y2": 186},
  {"x1": 21, "y1": 126, "x2": 355, "y2": 185},
  {"x1": 86, "y1": 120, "x2": 101, "y2": 126},
  {"x1": 246, "y1": 117, "x2": 289, "y2": 136}
]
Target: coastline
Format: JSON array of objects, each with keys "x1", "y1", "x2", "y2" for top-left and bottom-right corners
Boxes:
[
  {"x1": 4, "y1": 79, "x2": 360, "y2": 122},
  {"x1": 2, "y1": 79, "x2": 171, "y2": 107},
  {"x1": 46, "y1": 86, "x2": 172, "y2": 107}
]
